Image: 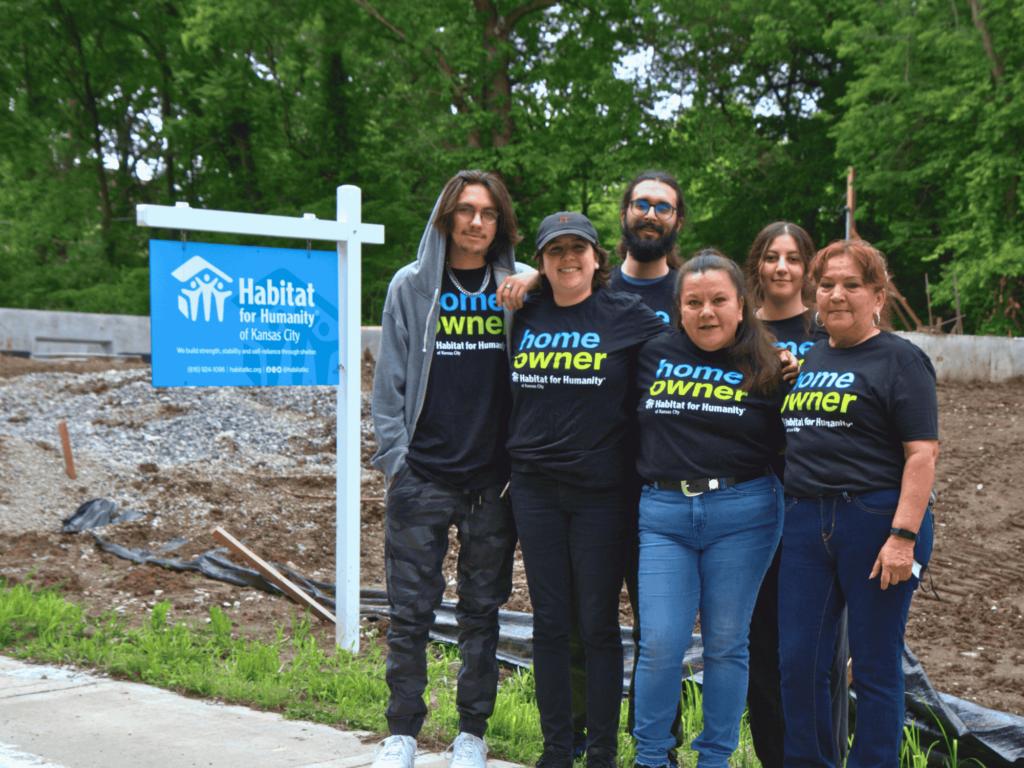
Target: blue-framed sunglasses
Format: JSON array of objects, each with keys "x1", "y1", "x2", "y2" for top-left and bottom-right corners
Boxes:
[{"x1": 629, "y1": 199, "x2": 677, "y2": 220}]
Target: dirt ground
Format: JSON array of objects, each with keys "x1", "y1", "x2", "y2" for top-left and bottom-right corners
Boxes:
[
  {"x1": 0, "y1": 354, "x2": 150, "y2": 380},
  {"x1": 1, "y1": 356, "x2": 1023, "y2": 718}
]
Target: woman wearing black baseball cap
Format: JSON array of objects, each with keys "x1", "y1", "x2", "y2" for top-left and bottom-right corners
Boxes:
[{"x1": 506, "y1": 211, "x2": 668, "y2": 768}]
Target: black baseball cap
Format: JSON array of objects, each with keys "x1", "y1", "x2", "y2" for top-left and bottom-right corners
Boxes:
[{"x1": 535, "y1": 211, "x2": 599, "y2": 251}]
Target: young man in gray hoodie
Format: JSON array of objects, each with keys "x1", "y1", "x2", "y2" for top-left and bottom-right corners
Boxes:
[{"x1": 370, "y1": 170, "x2": 533, "y2": 768}]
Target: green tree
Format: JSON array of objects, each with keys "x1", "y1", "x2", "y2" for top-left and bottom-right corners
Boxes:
[
  {"x1": 0, "y1": 0, "x2": 190, "y2": 311},
  {"x1": 828, "y1": 0, "x2": 1023, "y2": 333},
  {"x1": 625, "y1": 0, "x2": 850, "y2": 262}
]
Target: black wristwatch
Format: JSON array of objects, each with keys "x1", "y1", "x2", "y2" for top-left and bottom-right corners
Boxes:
[{"x1": 890, "y1": 527, "x2": 917, "y2": 542}]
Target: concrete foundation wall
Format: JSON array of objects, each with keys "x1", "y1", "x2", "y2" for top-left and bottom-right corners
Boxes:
[
  {"x1": 362, "y1": 326, "x2": 382, "y2": 360},
  {"x1": 896, "y1": 332, "x2": 1024, "y2": 383},
  {"x1": 0, "y1": 309, "x2": 383, "y2": 363},
  {"x1": 0, "y1": 308, "x2": 151, "y2": 359},
  {"x1": 2, "y1": 309, "x2": 1020, "y2": 383}
]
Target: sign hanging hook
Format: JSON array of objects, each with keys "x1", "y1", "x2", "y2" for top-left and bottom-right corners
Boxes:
[{"x1": 302, "y1": 212, "x2": 317, "y2": 258}]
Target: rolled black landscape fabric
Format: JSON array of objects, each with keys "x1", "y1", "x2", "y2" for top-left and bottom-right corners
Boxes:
[{"x1": 84, "y1": 528, "x2": 1024, "y2": 766}]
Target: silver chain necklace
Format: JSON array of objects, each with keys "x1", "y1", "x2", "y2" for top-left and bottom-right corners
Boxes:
[{"x1": 446, "y1": 262, "x2": 491, "y2": 297}]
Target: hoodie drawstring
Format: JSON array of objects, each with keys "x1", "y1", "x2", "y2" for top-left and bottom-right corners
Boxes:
[{"x1": 422, "y1": 287, "x2": 439, "y2": 353}]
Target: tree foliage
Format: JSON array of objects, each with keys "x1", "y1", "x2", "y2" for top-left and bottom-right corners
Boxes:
[
  {"x1": 0, "y1": 0, "x2": 1020, "y2": 330},
  {"x1": 827, "y1": 0, "x2": 1023, "y2": 333}
]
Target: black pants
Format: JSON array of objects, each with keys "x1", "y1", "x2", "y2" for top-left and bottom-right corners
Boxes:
[
  {"x1": 383, "y1": 464, "x2": 516, "y2": 738},
  {"x1": 511, "y1": 471, "x2": 629, "y2": 757},
  {"x1": 569, "y1": 505, "x2": 685, "y2": 761},
  {"x1": 747, "y1": 545, "x2": 851, "y2": 768}
]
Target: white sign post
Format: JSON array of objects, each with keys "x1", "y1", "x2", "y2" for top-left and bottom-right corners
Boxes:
[{"x1": 137, "y1": 185, "x2": 384, "y2": 651}]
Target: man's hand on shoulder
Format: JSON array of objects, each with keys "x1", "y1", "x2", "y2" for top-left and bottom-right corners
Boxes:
[{"x1": 496, "y1": 270, "x2": 540, "y2": 310}]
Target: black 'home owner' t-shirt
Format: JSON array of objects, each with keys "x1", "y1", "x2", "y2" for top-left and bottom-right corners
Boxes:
[
  {"x1": 406, "y1": 265, "x2": 511, "y2": 489},
  {"x1": 762, "y1": 311, "x2": 830, "y2": 477},
  {"x1": 782, "y1": 331, "x2": 938, "y2": 497},
  {"x1": 609, "y1": 266, "x2": 678, "y2": 323},
  {"x1": 507, "y1": 288, "x2": 667, "y2": 487},
  {"x1": 636, "y1": 330, "x2": 785, "y2": 481},
  {"x1": 764, "y1": 312, "x2": 829, "y2": 366}
]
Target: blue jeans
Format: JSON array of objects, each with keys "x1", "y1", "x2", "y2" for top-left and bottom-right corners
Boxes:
[
  {"x1": 633, "y1": 474, "x2": 785, "y2": 768},
  {"x1": 511, "y1": 471, "x2": 630, "y2": 757},
  {"x1": 778, "y1": 490, "x2": 934, "y2": 768}
]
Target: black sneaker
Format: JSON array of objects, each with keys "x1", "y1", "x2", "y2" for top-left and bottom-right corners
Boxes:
[
  {"x1": 536, "y1": 746, "x2": 573, "y2": 768},
  {"x1": 633, "y1": 762, "x2": 669, "y2": 768},
  {"x1": 586, "y1": 746, "x2": 616, "y2": 768}
]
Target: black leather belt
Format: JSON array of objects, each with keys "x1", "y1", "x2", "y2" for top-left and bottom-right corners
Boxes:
[{"x1": 651, "y1": 468, "x2": 772, "y2": 497}]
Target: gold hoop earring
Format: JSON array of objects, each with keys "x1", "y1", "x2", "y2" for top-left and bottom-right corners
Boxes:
[{"x1": 814, "y1": 312, "x2": 825, "y2": 328}]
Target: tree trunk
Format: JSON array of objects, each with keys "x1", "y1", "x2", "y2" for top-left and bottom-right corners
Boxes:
[
  {"x1": 966, "y1": 0, "x2": 1004, "y2": 84},
  {"x1": 56, "y1": 0, "x2": 116, "y2": 264},
  {"x1": 475, "y1": 0, "x2": 515, "y2": 147}
]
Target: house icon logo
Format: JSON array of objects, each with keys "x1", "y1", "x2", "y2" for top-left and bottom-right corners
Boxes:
[{"x1": 172, "y1": 256, "x2": 233, "y2": 322}]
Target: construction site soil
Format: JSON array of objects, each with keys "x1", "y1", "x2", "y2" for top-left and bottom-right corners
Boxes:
[{"x1": 1, "y1": 354, "x2": 1023, "y2": 718}]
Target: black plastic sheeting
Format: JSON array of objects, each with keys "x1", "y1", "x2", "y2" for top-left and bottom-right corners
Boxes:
[
  {"x1": 79, "y1": 521, "x2": 1023, "y2": 766},
  {"x1": 62, "y1": 499, "x2": 145, "y2": 533},
  {"x1": 888, "y1": 647, "x2": 1024, "y2": 766}
]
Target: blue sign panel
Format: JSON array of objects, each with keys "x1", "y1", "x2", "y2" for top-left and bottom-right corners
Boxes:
[{"x1": 149, "y1": 240, "x2": 339, "y2": 387}]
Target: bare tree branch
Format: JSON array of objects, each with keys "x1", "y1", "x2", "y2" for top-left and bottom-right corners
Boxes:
[
  {"x1": 506, "y1": 0, "x2": 559, "y2": 32},
  {"x1": 966, "y1": 0, "x2": 1004, "y2": 84},
  {"x1": 348, "y1": 0, "x2": 407, "y2": 41}
]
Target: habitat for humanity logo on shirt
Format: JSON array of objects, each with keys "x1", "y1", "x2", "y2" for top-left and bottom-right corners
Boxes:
[
  {"x1": 644, "y1": 358, "x2": 749, "y2": 416},
  {"x1": 511, "y1": 329, "x2": 607, "y2": 389}
]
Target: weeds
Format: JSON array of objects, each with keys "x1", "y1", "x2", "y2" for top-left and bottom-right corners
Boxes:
[
  {"x1": 900, "y1": 699, "x2": 988, "y2": 768},
  {"x1": 0, "y1": 580, "x2": 976, "y2": 768}
]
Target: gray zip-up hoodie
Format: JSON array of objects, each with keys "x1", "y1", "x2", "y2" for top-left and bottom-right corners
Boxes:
[{"x1": 369, "y1": 192, "x2": 530, "y2": 485}]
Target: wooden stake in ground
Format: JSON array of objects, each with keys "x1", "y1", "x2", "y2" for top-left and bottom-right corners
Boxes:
[
  {"x1": 846, "y1": 167, "x2": 859, "y2": 240},
  {"x1": 953, "y1": 273, "x2": 964, "y2": 334},
  {"x1": 211, "y1": 525, "x2": 336, "y2": 624},
  {"x1": 925, "y1": 274, "x2": 934, "y2": 327},
  {"x1": 58, "y1": 421, "x2": 76, "y2": 479}
]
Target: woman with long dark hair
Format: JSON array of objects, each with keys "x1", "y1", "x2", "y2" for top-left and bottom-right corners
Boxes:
[
  {"x1": 742, "y1": 222, "x2": 849, "y2": 768},
  {"x1": 632, "y1": 249, "x2": 787, "y2": 768}
]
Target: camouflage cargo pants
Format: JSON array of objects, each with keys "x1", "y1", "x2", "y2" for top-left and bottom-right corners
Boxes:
[{"x1": 384, "y1": 463, "x2": 516, "y2": 738}]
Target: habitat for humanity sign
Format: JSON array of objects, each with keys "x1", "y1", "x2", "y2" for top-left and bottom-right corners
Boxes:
[{"x1": 149, "y1": 240, "x2": 339, "y2": 387}]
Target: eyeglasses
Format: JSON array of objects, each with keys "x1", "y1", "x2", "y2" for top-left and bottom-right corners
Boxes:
[
  {"x1": 455, "y1": 205, "x2": 499, "y2": 225},
  {"x1": 629, "y1": 199, "x2": 676, "y2": 220}
]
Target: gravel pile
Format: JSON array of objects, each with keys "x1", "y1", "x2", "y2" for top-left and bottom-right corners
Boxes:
[
  {"x1": 0, "y1": 367, "x2": 380, "y2": 534},
  {"x1": 0, "y1": 368, "x2": 374, "y2": 471}
]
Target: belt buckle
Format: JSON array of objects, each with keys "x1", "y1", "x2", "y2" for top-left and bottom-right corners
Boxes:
[{"x1": 681, "y1": 480, "x2": 703, "y2": 497}]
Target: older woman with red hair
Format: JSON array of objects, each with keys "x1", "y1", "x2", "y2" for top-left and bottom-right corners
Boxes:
[{"x1": 778, "y1": 239, "x2": 937, "y2": 768}]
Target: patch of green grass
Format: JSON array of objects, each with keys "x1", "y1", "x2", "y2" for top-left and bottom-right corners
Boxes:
[
  {"x1": 0, "y1": 580, "x2": 963, "y2": 768},
  {"x1": 900, "y1": 699, "x2": 988, "y2": 768}
]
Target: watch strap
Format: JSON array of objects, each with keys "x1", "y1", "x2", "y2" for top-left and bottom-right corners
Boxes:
[{"x1": 890, "y1": 527, "x2": 917, "y2": 542}]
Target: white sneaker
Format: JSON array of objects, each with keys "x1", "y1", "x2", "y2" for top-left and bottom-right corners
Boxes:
[
  {"x1": 372, "y1": 735, "x2": 417, "y2": 768},
  {"x1": 445, "y1": 732, "x2": 488, "y2": 768}
]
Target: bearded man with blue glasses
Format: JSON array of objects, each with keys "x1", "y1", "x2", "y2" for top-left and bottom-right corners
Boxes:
[{"x1": 608, "y1": 171, "x2": 687, "y2": 325}]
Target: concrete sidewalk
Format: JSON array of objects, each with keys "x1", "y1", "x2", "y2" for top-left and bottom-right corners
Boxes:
[{"x1": 0, "y1": 656, "x2": 522, "y2": 768}]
